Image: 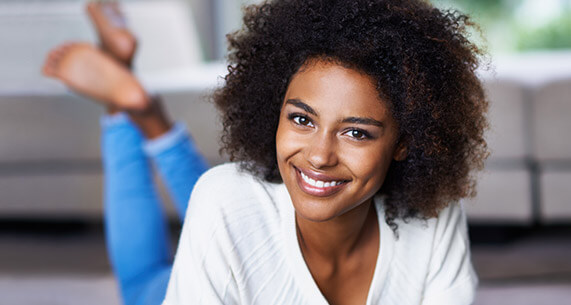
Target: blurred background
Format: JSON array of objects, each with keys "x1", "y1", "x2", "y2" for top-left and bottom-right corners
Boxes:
[{"x1": 0, "y1": 0, "x2": 570, "y2": 304}]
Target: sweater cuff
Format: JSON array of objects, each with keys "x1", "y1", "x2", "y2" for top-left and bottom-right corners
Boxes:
[
  {"x1": 143, "y1": 122, "x2": 188, "y2": 156},
  {"x1": 100, "y1": 112, "x2": 131, "y2": 128}
]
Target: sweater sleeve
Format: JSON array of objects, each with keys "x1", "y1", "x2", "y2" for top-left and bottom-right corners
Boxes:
[
  {"x1": 162, "y1": 165, "x2": 241, "y2": 305},
  {"x1": 421, "y1": 203, "x2": 478, "y2": 305}
]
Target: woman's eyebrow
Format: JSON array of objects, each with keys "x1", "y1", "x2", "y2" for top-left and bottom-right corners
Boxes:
[
  {"x1": 286, "y1": 99, "x2": 382, "y2": 126},
  {"x1": 285, "y1": 99, "x2": 317, "y2": 116},
  {"x1": 341, "y1": 117, "x2": 383, "y2": 127}
]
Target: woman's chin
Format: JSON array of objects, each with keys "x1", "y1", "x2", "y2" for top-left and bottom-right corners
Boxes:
[{"x1": 292, "y1": 201, "x2": 342, "y2": 223}]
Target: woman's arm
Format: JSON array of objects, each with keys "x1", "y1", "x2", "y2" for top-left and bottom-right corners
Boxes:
[
  {"x1": 163, "y1": 167, "x2": 241, "y2": 305},
  {"x1": 421, "y1": 203, "x2": 478, "y2": 305}
]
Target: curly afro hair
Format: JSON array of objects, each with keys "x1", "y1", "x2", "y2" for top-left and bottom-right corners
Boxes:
[{"x1": 214, "y1": 0, "x2": 489, "y2": 230}]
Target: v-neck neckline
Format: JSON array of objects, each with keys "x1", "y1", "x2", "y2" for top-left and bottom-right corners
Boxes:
[{"x1": 278, "y1": 185, "x2": 395, "y2": 304}]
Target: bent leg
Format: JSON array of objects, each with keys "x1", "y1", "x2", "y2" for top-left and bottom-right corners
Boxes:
[
  {"x1": 130, "y1": 265, "x2": 172, "y2": 305},
  {"x1": 143, "y1": 122, "x2": 209, "y2": 219},
  {"x1": 101, "y1": 113, "x2": 171, "y2": 305}
]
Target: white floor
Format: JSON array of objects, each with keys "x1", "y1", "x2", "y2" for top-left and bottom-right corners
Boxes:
[
  {"x1": 475, "y1": 282, "x2": 571, "y2": 305},
  {"x1": 0, "y1": 275, "x2": 120, "y2": 305},
  {"x1": 1, "y1": 274, "x2": 570, "y2": 305}
]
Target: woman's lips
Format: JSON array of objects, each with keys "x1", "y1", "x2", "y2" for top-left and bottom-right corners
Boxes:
[{"x1": 295, "y1": 167, "x2": 349, "y2": 197}]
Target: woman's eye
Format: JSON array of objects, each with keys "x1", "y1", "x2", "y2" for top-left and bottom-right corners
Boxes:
[
  {"x1": 292, "y1": 115, "x2": 313, "y2": 127},
  {"x1": 345, "y1": 129, "x2": 369, "y2": 140}
]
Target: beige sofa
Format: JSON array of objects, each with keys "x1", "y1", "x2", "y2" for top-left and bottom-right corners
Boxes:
[{"x1": 464, "y1": 52, "x2": 571, "y2": 224}]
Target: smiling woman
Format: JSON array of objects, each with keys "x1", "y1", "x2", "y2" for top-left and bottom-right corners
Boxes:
[
  {"x1": 163, "y1": 0, "x2": 488, "y2": 304},
  {"x1": 276, "y1": 59, "x2": 405, "y2": 224},
  {"x1": 275, "y1": 59, "x2": 408, "y2": 304}
]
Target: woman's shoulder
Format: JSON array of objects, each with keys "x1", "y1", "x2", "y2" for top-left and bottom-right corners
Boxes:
[
  {"x1": 381, "y1": 200, "x2": 469, "y2": 269},
  {"x1": 187, "y1": 162, "x2": 284, "y2": 226},
  {"x1": 391, "y1": 201, "x2": 466, "y2": 234},
  {"x1": 183, "y1": 162, "x2": 286, "y2": 266},
  {"x1": 377, "y1": 201, "x2": 475, "y2": 303},
  {"x1": 170, "y1": 165, "x2": 291, "y2": 304},
  {"x1": 194, "y1": 162, "x2": 254, "y2": 185},
  {"x1": 190, "y1": 162, "x2": 265, "y2": 200}
]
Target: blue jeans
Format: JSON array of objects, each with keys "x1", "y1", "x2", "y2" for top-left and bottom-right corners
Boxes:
[{"x1": 101, "y1": 113, "x2": 208, "y2": 305}]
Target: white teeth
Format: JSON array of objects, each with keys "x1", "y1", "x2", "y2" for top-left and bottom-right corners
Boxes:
[
  {"x1": 300, "y1": 171, "x2": 342, "y2": 188},
  {"x1": 309, "y1": 177, "x2": 316, "y2": 186}
]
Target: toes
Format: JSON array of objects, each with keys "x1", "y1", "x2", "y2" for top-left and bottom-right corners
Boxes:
[
  {"x1": 42, "y1": 48, "x2": 62, "y2": 77},
  {"x1": 86, "y1": 0, "x2": 134, "y2": 63},
  {"x1": 102, "y1": 3, "x2": 127, "y2": 28},
  {"x1": 42, "y1": 59, "x2": 58, "y2": 77},
  {"x1": 51, "y1": 45, "x2": 69, "y2": 64},
  {"x1": 87, "y1": 1, "x2": 125, "y2": 26},
  {"x1": 42, "y1": 62, "x2": 54, "y2": 77},
  {"x1": 42, "y1": 42, "x2": 78, "y2": 77},
  {"x1": 86, "y1": 2, "x2": 100, "y2": 17}
]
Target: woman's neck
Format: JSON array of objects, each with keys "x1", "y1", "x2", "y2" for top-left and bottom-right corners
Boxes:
[{"x1": 296, "y1": 199, "x2": 378, "y2": 262}]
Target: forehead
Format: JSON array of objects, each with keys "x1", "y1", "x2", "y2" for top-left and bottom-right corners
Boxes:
[{"x1": 284, "y1": 59, "x2": 390, "y2": 118}]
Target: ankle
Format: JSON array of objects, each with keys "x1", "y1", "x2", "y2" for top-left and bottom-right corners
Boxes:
[
  {"x1": 106, "y1": 105, "x2": 121, "y2": 114},
  {"x1": 128, "y1": 96, "x2": 173, "y2": 139},
  {"x1": 110, "y1": 76, "x2": 150, "y2": 111},
  {"x1": 123, "y1": 86, "x2": 150, "y2": 111},
  {"x1": 106, "y1": 32, "x2": 137, "y2": 66},
  {"x1": 116, "y1": 32, "x2": 137, "y2": 62}
]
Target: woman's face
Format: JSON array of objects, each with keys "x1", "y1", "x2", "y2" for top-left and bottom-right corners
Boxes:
[{"x1": 276, "y1": 59, "x2": 406, "y2": 222}]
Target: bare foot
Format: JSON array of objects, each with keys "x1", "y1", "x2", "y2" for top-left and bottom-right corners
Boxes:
[
  {"x1": 42, "y1": 43, "x2": 149, "y2": 111},
  {"x1": 87, "y1": 1, "x2": 137, "y2": 65}
]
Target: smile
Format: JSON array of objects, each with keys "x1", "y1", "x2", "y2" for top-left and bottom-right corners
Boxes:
[
  {"x1": 300, "y1": 171, "x2": 343, "y2": 188},
  {"x1": 295, "y1": 167, "x2": 349, "y2": 197}
]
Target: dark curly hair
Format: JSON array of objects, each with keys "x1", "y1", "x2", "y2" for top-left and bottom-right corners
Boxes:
[{"x1": 214, "y1": 0, "x2": 489, "y2": 230}]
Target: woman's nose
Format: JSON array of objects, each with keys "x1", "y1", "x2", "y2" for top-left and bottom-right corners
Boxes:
[{"x1": 304, "y1": 132, "x2": 338, "y2": 169}]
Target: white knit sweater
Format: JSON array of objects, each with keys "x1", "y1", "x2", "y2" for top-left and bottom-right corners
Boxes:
[{"x1": 163, "y1": 163, "x2": 477, "y2": 305}]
